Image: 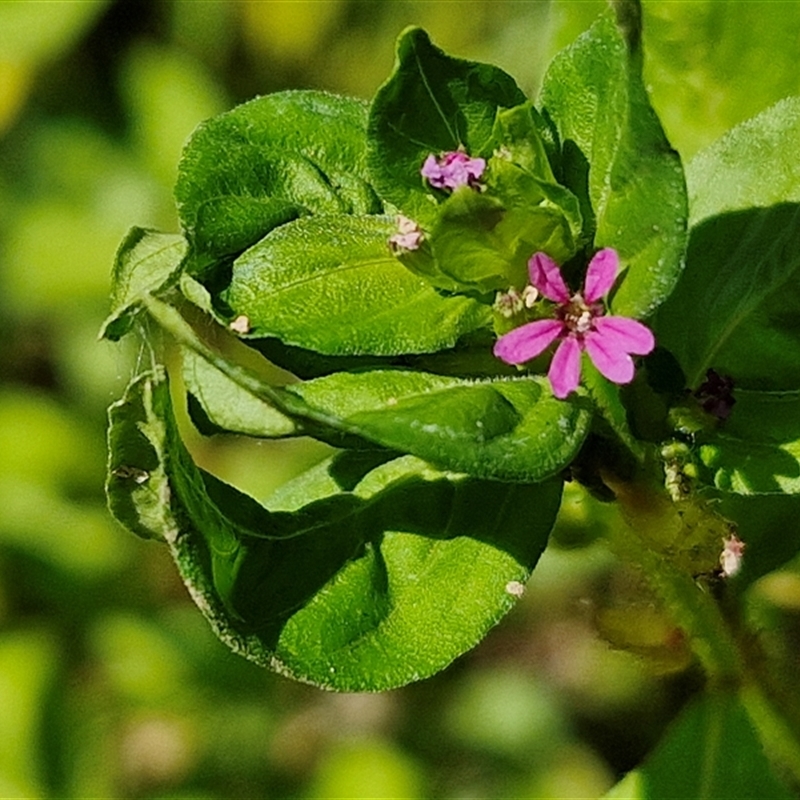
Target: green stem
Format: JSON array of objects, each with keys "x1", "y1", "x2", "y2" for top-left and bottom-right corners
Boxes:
[
  {"x1": 607, "y1": 497, "x2": 741, "y2": 681},
  {"x1": 607, "y1": 475, "x2": 800, "y2": 785},
  {"x1": 741, "y1": 682, "x2": 800, "y2": 785}
]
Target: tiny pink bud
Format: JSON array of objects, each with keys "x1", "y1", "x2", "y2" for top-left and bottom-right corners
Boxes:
[
  {"x1": 388, "y1": 215, "x2": 423, "y2": 253},
  {"x1": 720, "y1": 534, "x2": 745, "y2": 578}
]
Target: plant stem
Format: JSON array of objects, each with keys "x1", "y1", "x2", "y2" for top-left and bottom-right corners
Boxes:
[
  {"x1": 606, "y1": 473, "x2": 800, "y2": 785},
  {"x1": 605, "y1": 484, "x2": 742, "y2": 681},
  {"x1": 740, "y1": 682, "x2": 800, "y2": 786}
]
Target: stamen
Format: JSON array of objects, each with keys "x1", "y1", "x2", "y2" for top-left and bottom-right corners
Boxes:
[{"x1": 561, "y1": 293, "x2": 596, "y2": 335}]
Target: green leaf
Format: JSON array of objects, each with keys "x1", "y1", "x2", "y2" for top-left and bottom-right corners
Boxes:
[
  {"x1": 144, "y1": 296, "x2": 587, "y2": 482},
  {"x1": 175, "y1": 90, "x2": 382, "y2": 269},
  {"x1": 191, "y1": 196, "x2": 301, "y2": 266},
  {"x1": 367, "y1": 27, "x2": 526, "y2": 225},
  {"x1": 656, "y1": 100, "x2": 800, "y2": 389},
  {"x1": 485, "y1": 158, "x2": 582, "y2": 262},
  {"x1": 268, "y1": 457, "x2": 563, "y2": 691},
  {"x1": 428, "y1": 189, "x2": 515, "y2": 292},
  {"x1": 699, "y1": 439, "x2": 800, "y2": 496},
  {"x1": 715, "y1": 493, "x2": 800, "y2": 588},
  {"x1": 106, "y1": 365, "x2": 563, "y2": 690},
  {"x1": 602, "y1": 692, "x2": 795, "y2": 799},
  {"x1": 696, "y1": 390, "x2": 800, "y2": 495},
  {"x1": 222, "y1": 214, "x2": 491, "y2": 356},
  {"x1": 290, "y1": 371, "x2": 592, "y2": 483},
  {"x1": 99, "y1": 227, "x2": 187, "y2": 341},
  {"x1": 428, "y1": 182, "x2": 577, "y2": 293},
  {"x1": 181, "y1": 347, "x2": 297, "y2": 439},
  {"x1": 654, "y1": 203, "x2": 800, "y2": 390},
  {"x1": 487, "y1": 103, "x2": 584, "y2": 256},
  {"x1": 106, "y1": 364, "x2": 177, "y2": 542},
  {"x1": 686, "y1": 97, "x2": 800, "y2": 227},
  {"x1": 539, "y1": 9, "x2": 687, "y2": 318},
  {"x1": 582, "y1": 359, "x2": 643, "y2": 460},
  {"x1": 491, "y1": 102, "x2": 561, "y2": 185}
]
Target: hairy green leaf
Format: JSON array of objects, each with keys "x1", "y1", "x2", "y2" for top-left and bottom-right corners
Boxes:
[
  {"x1": 656, "y1": 100, "x2": 800, "y2": 389},
  {"x1": 175, "y1": 91, "x2": 381, "y2": 270},
  {"x1": 654, "y1": 204, "x2": 800, "y2": 390},
  {"x1": 175, "y1": 314, "x2": 590, "y2": 483},
  {"x1": 697, "y1": 390, "x2": 800, "y2": 495},
  {"x1": 687, "y1": 97, "x2": 800, "y2": 227},
  {"x1": 222, "y1": 214, "x2": 491, "y2": 356},
  {"x1": 427, "y1": 183, "x2": 576, "y2": 293},
  {"x1": 181, "y1": 348, "x2": 298, "y2": 439},
  {"x1": 106, "y1": 366, "x2": 173, "y2": 541},
  {"x1": 539, "y1": 10, "x2": 687, "y2": 318},
  {"x1": 100, "y1": 227, "x2": 187, "y2": 341},
  {"x1": 290, "y1": 371, "x2": 592, "y2": 483},
  {"x1": 106, "y1": 366, "x2": 562, "y2": 690},
  {"x1": 367, "y1": 27, "x2": 525, "y2": 225}
]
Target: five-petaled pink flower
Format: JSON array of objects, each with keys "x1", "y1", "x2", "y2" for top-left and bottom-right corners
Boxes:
[
  {"x1": 421, "y1": 150, "x2": 485, "y2": 191},
  {"x1": 493, "y1": 249, "x2": 655, "y2": 399}
]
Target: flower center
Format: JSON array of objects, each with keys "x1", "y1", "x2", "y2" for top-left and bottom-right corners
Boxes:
[{"x1": 560, "y1": 293, "x2": 600, "y2": 335}]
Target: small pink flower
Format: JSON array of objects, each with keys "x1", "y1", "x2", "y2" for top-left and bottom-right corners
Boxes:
[
  {"x1": 421, "y1": 150, "x2": 485, "y2": 191},
  {"x1": 493, "y1": 249, "x2": 655, "y2": 399},
  {"x1": 388, "y1": 215, "x2": 423, "y2": 252}
]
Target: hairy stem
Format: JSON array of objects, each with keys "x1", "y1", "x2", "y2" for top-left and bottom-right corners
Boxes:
[{"x1": 606, "y1": 472, "x2": 800, "y2": 784}]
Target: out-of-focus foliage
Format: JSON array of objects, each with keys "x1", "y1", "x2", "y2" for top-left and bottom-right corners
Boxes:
[{"x1": 2, "y1": 1, "x2": 800, "y2": 797}]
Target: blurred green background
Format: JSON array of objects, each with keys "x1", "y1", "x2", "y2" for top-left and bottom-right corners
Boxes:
[{"x1": 3, "y1": 2, "x2": 800, "y2": 798}]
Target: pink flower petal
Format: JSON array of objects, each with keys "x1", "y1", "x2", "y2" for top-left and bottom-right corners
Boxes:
[
  {"x1": 467, "y1": 157, "x2": 486, "y2": 181},
  {"x1": 584, "y1": 329, "x2": 636, "y2": 384},
  {"x1": 443, "y1": 151, "x2": 486, "y2": 184},
  {"x1": 421, "y1": 154, "x2": 444, "y2": 187},
  {"x1": 592, "y1": 316, "x2": 655, "y2": 355},
  {"x1": 549, "y1": 335, "x2": 582, "y2": 399},
  {"x1": 583, "y1": 248, "x2": 619, "y2": 303},
  {"x1": 493, "y1": 319, "x2": 563, "y2": 365},
  {"x1": 528, "y1": 252, "x2": 570, "y2": 303},
  {"x1": 421, "y1": 151, "x2": 485, "y2": 190}
]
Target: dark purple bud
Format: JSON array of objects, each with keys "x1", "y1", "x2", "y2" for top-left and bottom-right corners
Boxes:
[{"x1": 694, "y1": 369, "x2": 736, "y2": 420}]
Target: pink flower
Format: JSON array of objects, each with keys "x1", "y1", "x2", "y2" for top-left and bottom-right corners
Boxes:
[
  {"x1": 493, "y1": 249, "x2": 655, "y2": 399},
  {"x1": 421, "y1": 150, "x2": 485, "y2": 191}
]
